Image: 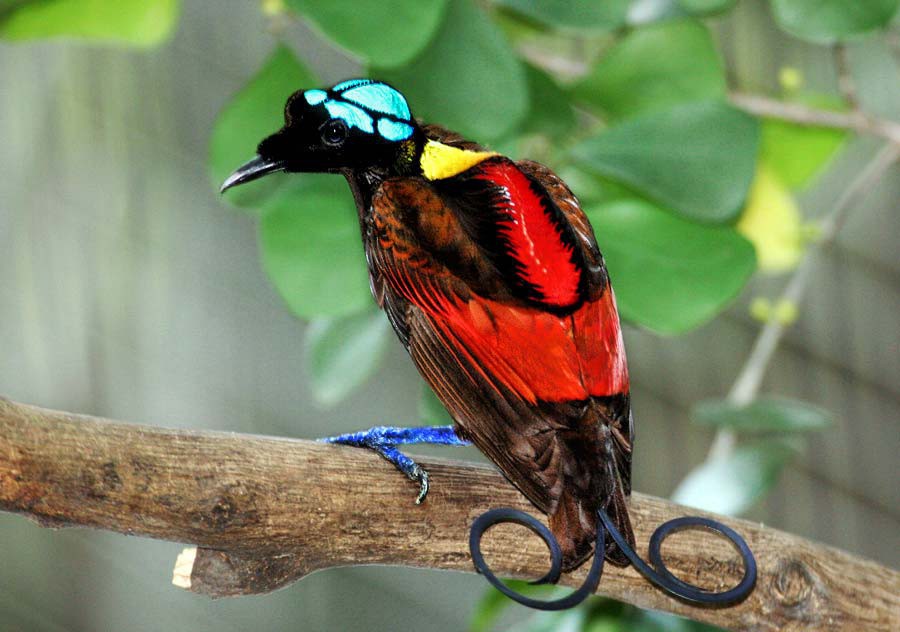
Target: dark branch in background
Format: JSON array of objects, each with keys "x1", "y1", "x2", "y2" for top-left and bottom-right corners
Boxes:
[{"x1": 1, "y1": 397, "x2": 897, "y2": 632}]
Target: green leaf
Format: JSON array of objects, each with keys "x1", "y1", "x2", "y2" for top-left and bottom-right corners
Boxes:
[
  {"x1": 304, "y1": 310, "x2": 391, "y2": 407},
  {"x1": 519, "y1": 64, "x2": 577, "y2": 138},
  {"x1": 671, "y1": 438, "x2": 800, "y2": 515},
  {"x1": 495, "y1": 0, "x2": 629, "y2": 30},
  {"x1": 285, "y1": 0, "x2": 446, "y2": 67},
  {"x1": 0, "y1": 0, "x2": 179, "y2": 46},
  {"x1": 573, "y1": 19, "x2": 726, "y2": 121},
  {"x1": 260, "y1": 175, "x2": 372, "y2": 319},
  {"x1": 470, "y1": 585, "x2": 510, "y2": 632},
  {"x1": 572, "y1": 102, "x2": 760, "y2": 222},
  {"x1": 770, "y1": 0, "x2": 900, "y2": 43},
  {"x1": 512, "y1": 608, "x2": 587, "y2": 632},
  {"x1": 633, "y1": 609, "x2": 724, "y2": 632},
  {"x1": 377, "y1": 0, "x2": 527, "y2": 141},
  {"x1": 209, "y1": 45, "x2": 316, "y2": 210},
  {"x1": 418, "y1": 384, "x2": 454, "y2": 426},
  {"x1": 496, "y1": 64, "x2": 577, "y2": 161},
  {"x1": 470, "y1": 581, "x2": 548, "y2": 632},
  {"x1": 470, "y1": 590, "x2": 511, "y2": 632},
  {"x1": 586, "y1": 199, "x2": 756, "y2": 334},
  {"x1": 677, "y1": 0, "x2": 737, "y2": 15},
  {"x1": 557, "y1": 167, "x2": 636, "y2": 206},
  {"x1": 583, "y1": 621, "x2": 625, "y2": 632},
  {"x1": 692, "y1": 397, "x2": 832, "y2": 433},
  {"x1": 626, "y1": 0, "x2": 688, "y2": 25},
  {"x1": 473, "y1": 583, "x2": 580, "y2": 632},
  {"x1": 760, "y1": 118, "x2": 847, "y2": 190}
]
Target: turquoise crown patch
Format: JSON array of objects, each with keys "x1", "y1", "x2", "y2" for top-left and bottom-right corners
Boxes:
[{"x1": 304, "y1": 80, "x2": 414, "y2": 142}]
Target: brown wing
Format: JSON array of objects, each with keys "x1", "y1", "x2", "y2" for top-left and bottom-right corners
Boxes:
[{"x1": 365, "y1": 180, "x2": 566, "y2": 512}]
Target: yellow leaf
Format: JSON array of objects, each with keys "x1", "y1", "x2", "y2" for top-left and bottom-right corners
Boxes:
[{"x1": 738, "y1": 164, "x2": 803, "y2": 273}]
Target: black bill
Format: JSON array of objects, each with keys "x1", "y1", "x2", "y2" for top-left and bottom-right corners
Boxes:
[{"x1": 220, "y1": 155, "x2": 285, "y2": 193}]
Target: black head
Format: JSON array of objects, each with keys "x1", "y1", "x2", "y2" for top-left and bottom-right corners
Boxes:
[{"x1": 221, "y1": 79, "x2": 421, "y2": 192}]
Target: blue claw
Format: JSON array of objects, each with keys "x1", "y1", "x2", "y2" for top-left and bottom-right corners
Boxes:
[{"x1": 320, "y1": 425, "x2": 469, "y2": 503}]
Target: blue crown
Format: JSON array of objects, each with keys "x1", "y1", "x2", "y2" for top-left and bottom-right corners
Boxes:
[{"x1": 303, "y1": 80, "x2": 414, "y2": 142}]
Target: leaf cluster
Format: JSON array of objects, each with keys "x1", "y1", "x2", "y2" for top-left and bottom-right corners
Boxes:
[{"x1": 4, "y1": 0, "x2": 887, "y2": 410}]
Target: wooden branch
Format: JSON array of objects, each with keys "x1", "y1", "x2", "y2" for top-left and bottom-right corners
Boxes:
[{"x1": 1, "y1": 397, "x2": 897, "y2": 631}]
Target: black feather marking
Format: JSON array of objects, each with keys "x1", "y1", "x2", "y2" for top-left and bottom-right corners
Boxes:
[{"x1": 433, "y1": 157, "x2": 588, "y2": 312}]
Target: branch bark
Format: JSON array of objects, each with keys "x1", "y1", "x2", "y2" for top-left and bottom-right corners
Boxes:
[{"x1": 1, "y1": 396, "x2": 897, "y2": 631}]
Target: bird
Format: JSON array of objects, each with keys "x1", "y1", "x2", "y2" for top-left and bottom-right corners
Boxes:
[{"x1": 221, "y1": 79, "x2": 636, "y2": 573}]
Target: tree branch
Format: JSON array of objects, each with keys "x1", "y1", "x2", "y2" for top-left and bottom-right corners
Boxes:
[
  {"x1": 833, "y1": 44, "x2": 862, "y2": 113},
  {"x1": 729, "y1": 93, "x2": 900, "y2": 145},
  {"x1": 705, "y1": 141, "x2": 900, "y2": 462},
  {"x1": 1, "y1": 397, "x2": 897, "y2": 631}
]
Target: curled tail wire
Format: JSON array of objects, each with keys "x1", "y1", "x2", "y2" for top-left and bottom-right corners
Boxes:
[
  {"x1": 469, "y1": 508, "x2": 605, "y2": 611},
  {"x1": 469, "y1": 507, "x2": 757, "y2": 611}
]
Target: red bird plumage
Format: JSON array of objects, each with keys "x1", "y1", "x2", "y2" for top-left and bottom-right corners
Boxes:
[{"x1": 357, "y1": 125, "x2": 635, "y2": 568}]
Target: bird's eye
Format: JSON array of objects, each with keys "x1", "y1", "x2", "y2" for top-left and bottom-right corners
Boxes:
[{"x1": 320, "y1": 120, "x2": 349, "y2": 146}]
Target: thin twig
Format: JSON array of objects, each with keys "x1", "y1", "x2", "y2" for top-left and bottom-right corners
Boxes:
[
  {"x1": 834, "y1": 44, "x2": 862, "y2": 112},
  {"x1": 1, "y1": 396, "x2": 898, "y2": 631},
  {"x1": 729, "y1": 93, "x2": 900, "y2": 145},
  {"x1": 706, "y1": 142, "x2": 900, "y2": 461},
  {"x1": 521, "y1": 42, "x2": 900, "y2": 144}
]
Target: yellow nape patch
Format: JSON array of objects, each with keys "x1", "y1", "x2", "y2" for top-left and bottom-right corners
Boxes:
[{"x1": 420, "y1": 140, "x2": 497, "y2": 180}]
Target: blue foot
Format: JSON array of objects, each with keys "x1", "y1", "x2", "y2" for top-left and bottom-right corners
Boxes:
[{"x1": 320, "y1": 425, "x2": 469, "y2": 504}]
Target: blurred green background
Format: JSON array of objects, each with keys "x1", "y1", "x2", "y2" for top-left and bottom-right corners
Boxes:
[{"x1": 1, "y1": 1, "x2": 898, "y2": 630}]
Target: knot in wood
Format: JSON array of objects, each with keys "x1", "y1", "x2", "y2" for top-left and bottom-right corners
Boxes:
[
  {"x1": 209, "y1": 496, "x2": 236, "y2": 529},
  {"x1": 772, "y1": 557, "x2": 815, "y2": 608},
  {"x1": 196, "y1": 484, "x2": 259, "y2": 533},
  {"x1": 81, "y1": 461, "x2": 123, "y2": 499}
]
